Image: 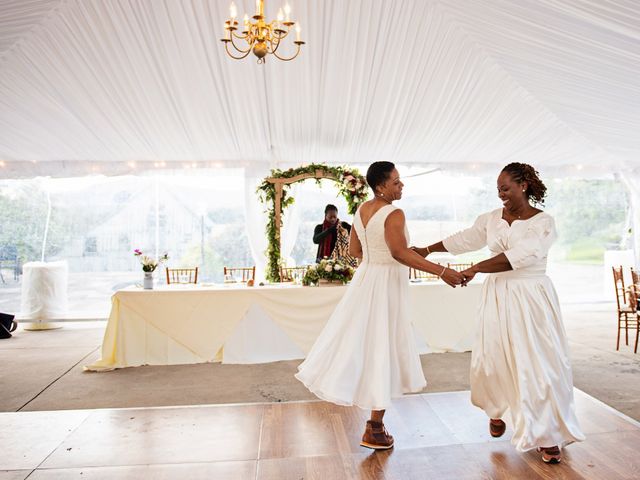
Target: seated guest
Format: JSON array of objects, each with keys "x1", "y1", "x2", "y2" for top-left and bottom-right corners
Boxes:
[{"x1": 313, "y1": 204, "x2": 351, "y2": 263}]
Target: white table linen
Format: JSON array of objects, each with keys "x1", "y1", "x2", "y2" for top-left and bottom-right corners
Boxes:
[
  {"x1": 85, "y1": 281, "x2": 481, "y2": 371},
  {"x1": 19, "y1": 261, "x2": 68, "y2": 320}
]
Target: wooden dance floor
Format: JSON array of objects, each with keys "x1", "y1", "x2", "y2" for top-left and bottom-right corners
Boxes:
[{"x1": 2, "y1": 389, "x2": 639, "y2": 479}]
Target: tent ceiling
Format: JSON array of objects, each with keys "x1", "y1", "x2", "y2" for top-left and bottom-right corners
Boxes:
[{"x1": 0, "y1": 0, "x2": 638, "y2": 178}]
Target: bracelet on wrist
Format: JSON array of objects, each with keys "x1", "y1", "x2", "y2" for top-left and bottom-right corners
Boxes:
[
  {"x1": 438, "y1": 265, "x2": 447, "y2": 278},
  {"x1": 426, "y1": 246, "x2": 431, "y2": 255}
]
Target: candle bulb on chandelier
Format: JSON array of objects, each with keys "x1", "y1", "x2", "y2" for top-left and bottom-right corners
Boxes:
[
  {"x1": 256, "y1": 0, "x2": 261, "y2": 15},
  {"x1": 243, "y1": 13, "x2": 249, "y2": 26},
  {"x1": 229, "y1": 1, "x2": 237, "y2": 21},
  {"x1": 224, "y1": 23, "x2": 230, "y2": 40},
  {"x1": 277, "y1": 8, "x2": 284, "y2": 22},
  {"x1": 296, "y1": 23, "x2": 301, "y2": 41},
  {"x1": 284, "y1": 3, "x2": 291, "y2": 22}
]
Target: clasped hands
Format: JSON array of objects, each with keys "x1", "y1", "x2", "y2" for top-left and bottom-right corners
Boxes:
[
  {"x1": 441, "y1": 268, "x2": 473, "y2": 288},
  {"x1": 410, "y1": 246, "x2": 475, "y2": 288}
]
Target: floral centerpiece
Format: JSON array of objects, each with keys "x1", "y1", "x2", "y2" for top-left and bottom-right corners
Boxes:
[
  {"x1": 134, "y1": 249, "x2": 169, "y2": 289},
  {"x1": 302, "y1": 258, "x2": 356, "y2": 286},
  {"x1": 134, "y1": 249, "x2": 169, "y2": 272}
]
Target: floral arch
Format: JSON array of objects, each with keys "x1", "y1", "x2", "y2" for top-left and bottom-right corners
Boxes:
[{"x1": 258, "y1": 164, "x2": 368, "y2": 282}]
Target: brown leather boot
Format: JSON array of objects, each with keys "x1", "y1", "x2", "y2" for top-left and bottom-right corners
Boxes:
[
  {"x1": 489, "y1": 418, "x2": 506, "y2": 438},
  {"x1": 537, "y1": 446, "x2": 562, "y2": 464},
  {"x1": 360, "y1": 420, "x2": 394, "y2": 450}
]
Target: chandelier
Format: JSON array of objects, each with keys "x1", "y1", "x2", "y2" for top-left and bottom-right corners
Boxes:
[{"x1": 221, "y1": 0, "x2": 305, "y2": 64}]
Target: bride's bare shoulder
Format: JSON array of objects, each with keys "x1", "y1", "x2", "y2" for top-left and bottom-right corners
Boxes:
[{"x1": 386, "y1": 207, "x2": 405, "y2": 221}]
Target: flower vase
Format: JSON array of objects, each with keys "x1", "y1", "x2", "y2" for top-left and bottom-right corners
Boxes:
[
  {"x1": 143, "y1": 271, "x2": 154, "y2": 290},
  {"x1": 317, "y1": 278, "x2": 335, "y2": 287}
]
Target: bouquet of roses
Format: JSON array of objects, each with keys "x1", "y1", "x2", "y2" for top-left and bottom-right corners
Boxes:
[
  {"x1": 133, "y1": 249, "x2": 169, "y2": 272},
  {"x1": 302, "y1": 258, "x2": 355, "y2": 286}
]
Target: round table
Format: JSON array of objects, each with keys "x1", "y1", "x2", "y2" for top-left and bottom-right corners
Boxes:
[{"x1": 20, "y1": 261, "x2": 68, "y2": 330}]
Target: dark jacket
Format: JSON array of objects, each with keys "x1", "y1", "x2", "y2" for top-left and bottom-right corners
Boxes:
[{"x1": 313, "y1": 221, "x2": 351, "y2": 262}]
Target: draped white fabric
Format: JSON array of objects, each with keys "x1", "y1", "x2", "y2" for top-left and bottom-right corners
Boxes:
[
  {"x1": 243, "y1": 166, "x2": 270, "y2": 280},
  {"x1": 620, "y1": 171, "x2": 640, "y2": 266},
  {"x1": 0, "y1": 0, "x2": 638, "y2": 178}
]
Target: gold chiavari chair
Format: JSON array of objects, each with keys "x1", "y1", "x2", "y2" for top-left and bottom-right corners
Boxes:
[
  {"x1": 448, "y1": 262, "x2": 474, "y2": 272},
  {"x1": 166, "y1": 267, "x2": 198, "y2": 285},
  {"x1": 613, "y1": 266, "x2": 637, "y2": 350},
  {"x1": 626, "y1": 284, "x2": 640, "y2": 353},
  {"x1": 410, "y1": 264, "x2": 443, "y2": 281},
  {"x1": 280, "y1": 265, "x2": 310, "y2": 283},
  {"x1": 223, "y1": 266, "x2": 256, "y2": 283},
  {"x1": 631, "y1": 267, "x2": 639, "y2": 289}
]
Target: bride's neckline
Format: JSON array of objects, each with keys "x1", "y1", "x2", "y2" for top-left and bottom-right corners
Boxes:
[{"x1": 500, "y1": 208, "x2": 544, "y2": 227}]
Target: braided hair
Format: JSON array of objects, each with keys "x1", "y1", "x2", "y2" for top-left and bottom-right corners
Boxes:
[{"x1": 501, "y1": 162, "x2": 547, "y2": 206}]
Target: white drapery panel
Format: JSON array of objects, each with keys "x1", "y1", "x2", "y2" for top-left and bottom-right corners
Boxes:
[
  {"x1": 280, "y1": 183, "x2": 301, "y2": 264},
  {"x1": 0, "y1": 0, "x2": 638, "y2": 177},
  {"x1": 243, "y1": 166, "x2": 269, "y2": 280},
  {"x1": 0, "y1": 0, "x2": 62, "y2": 57},
  {"x1": 441, "y1": 0, "x2": 640, "y2": 172},
  {"x1": 620, "y1": 171, "x2": 640, "y2": 267}
]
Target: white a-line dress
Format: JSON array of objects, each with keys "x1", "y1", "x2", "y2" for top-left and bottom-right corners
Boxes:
[
  {"x1": 443, "y1": 208, "x2": 585, "y2": 451},
  {"x1": 295, "y1": 204, "x2": 427, "y2": 410}
]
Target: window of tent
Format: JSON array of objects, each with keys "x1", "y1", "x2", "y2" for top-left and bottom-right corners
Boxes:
[
  {"x1": 0, "y1": 167, "x2": 629, "y2": 317},
  {"x1": 0, "y1": 170, "x2": 250, "y2": 317}
]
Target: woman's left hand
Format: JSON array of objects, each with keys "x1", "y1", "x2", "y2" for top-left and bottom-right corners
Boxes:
[{"x1": 460, "y1": 268, "x2": 476, "y2": 285}]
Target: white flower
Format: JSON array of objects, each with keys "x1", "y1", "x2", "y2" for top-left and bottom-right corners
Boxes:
[
  {"x1": 334, "y1": 264, "x2": 343, "y2": 271},
  {"x1": 325, "y1": 265, "x2": 333, "y2": 272}
]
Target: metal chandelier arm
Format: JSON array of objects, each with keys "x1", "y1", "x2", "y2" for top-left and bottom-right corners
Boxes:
[
  {"x1": 228, "y1": 33, "x2": 252, "y2": 54},
  {"x1": 271, "y1": 42, "x2": 303, "y2": 62},
  {"x1": 222, "y1": 41, "x2": 252, "y2": 60}
]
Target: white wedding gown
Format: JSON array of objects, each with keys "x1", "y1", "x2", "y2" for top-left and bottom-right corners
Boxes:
[
  {"x1": 295, "y1": 204, "x2": 427, "y2": 410},
  {"x1": 443, "y1": 208, "x2": 585, "y2": 451}
]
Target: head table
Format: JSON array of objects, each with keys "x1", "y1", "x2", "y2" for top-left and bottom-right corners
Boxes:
[{"x1": 85, "y1": 281, "x2": 482, "y2": 371}]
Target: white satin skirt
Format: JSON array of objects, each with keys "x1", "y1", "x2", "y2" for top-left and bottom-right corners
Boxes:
[
  {"x1": 471, "y1": 271, "x2": 585, "y2": 451},
  {"x1": 295, "y1": 262, "x2": 426, "y2": 411}
]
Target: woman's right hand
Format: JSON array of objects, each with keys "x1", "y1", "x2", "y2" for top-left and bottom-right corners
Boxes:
[{"x1": 440, "y1": 268, "x2": 465, "y2": 288}]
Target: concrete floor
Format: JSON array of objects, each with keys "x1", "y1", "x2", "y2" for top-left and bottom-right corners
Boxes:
[{"x1": 0, "y1": 303, "x2": 638, "y2": 421}]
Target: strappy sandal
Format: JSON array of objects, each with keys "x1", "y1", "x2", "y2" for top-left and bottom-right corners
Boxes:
[
  {"x1": 537, "y1": 446, "x2": 561, "y2": 464},
  {"x1": 489, "y1": 419, "x2": 506, "y2": 438}
]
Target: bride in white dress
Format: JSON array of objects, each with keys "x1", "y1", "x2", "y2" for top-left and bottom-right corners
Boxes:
[
  {"x1": 295, "y1": 161, "x2": 464, "y2": 450},
  {"x1": 415, "y1": 162, "x2": 584, "y2": 464}
]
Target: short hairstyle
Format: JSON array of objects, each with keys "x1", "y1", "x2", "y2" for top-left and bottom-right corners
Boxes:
[
  {"x1": 366, "y1": 161, "x2": 395, "y2": 193},
  {"x1": 324, "y1": 204, "x2": 338, "y2": 214},
  {"x1": 501, "y1": 162, "x2": 547, "y2": 205}
]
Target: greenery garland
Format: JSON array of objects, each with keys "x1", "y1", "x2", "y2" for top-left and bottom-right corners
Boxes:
[{"x1": 257, "y1": 163, "x2": 369, "y2": 282}]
